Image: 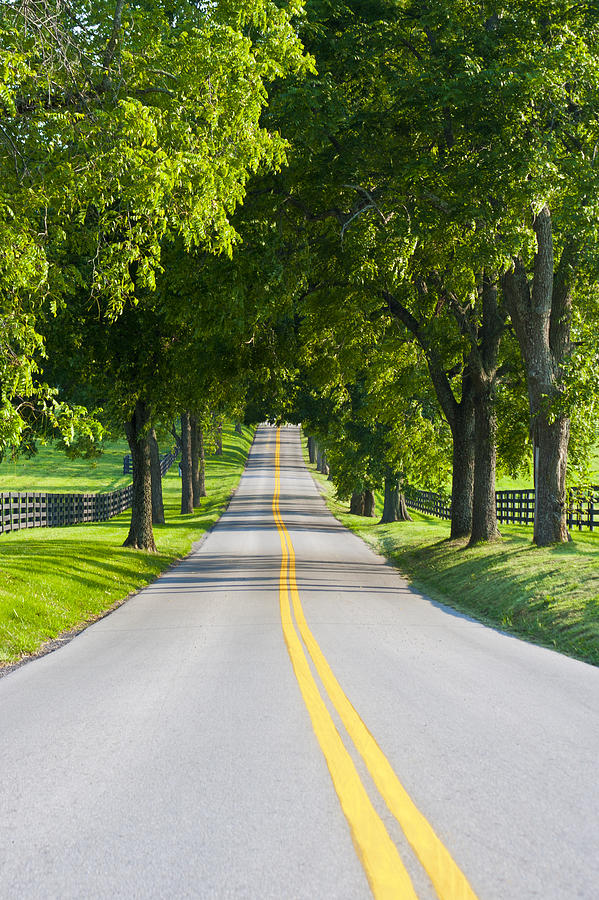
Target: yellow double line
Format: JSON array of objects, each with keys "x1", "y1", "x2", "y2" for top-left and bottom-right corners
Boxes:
[{"x1": 272, "y1": 429, "x2": 477, "y2": 900}]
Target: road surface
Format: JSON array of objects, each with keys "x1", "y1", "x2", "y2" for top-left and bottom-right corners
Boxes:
[{"x1": 1, "y1": 425, "x2": 598, "y2": 899}]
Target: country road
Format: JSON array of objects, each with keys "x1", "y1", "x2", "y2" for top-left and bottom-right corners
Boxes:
[{"x1": 1, "y1": 424, "x2": 598, "y2": 899}]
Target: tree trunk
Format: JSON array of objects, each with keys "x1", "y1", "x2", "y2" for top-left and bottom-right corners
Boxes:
[
  {"x1": 321, "y1": 450, "x2": 330, "y2": 477},
  {"x1": 502, "y1": 207, "x2": 575, "y2": 545},
  {"x1": 170, "y1": 422, "x2": 182, "y2": 453},
  {"x1": 449, "y1": 404, "x2": 475, "y2": 538},
  {"x1": 363, "y1": 490, "x2": 376, "y2": 517},
  {"x1": 380, "y1": 476, "x2": 412, "y2": 524},
  {"x1": 215, "y1": 421, "x2": 223, "y2": 455},
  {"x1": 308, "y1": 436, "x2": 316, "y2": 464},
  {"x1": 398, "y1": 493, "x2": 412, "y2": 521},
  {"x1": 149, "y1": 427, "x2": 165, "y2": 526},
  {"x1": 190, "y1": 415, "x2": 201, "y2": 508},
  {"x1": 383, "y1": 289, "x2": 475, "y2": 538},
  {"x1": 316, "y1": 444, "x2": 323, "y2": 471},
  {"x1": 427, "y1": 366, "x2": 475, "y2": 539},
  {"x1": 123, "y1": 400, "x2": 156, "y2": 551},
  {"x1": 198, "y1": 424, "x2": 207, "y2": 497},
  {"x1": 350, "y1": 491, "x2": 365, "y2": 515},
  {"x1": 180, "y1": 412, "x2": 193, "y2": 515},
  {"x1": 534, "y1": 412, "x2": 570, "y2": 544},
  {"x1": 469, "y1": 388, "x2": 500, "y2": 544},
  {"x1": 469, "y1": 276, "x2": 502, "y2": 544},
  {"x1": 234, "y1": 421, "x2": 243, "y2": 436}
]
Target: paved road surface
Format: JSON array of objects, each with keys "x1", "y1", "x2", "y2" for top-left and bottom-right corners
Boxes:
[{"x1": 1, "y1": 425, "x2": 598, "y2": 898}]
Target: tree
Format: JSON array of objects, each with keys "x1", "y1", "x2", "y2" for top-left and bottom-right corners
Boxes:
[
  {"x1": 149, "y1": 427, "x2": 165, "y2": 525},
  {"x1": 262, "y1": 0, "x2": 599, "y2": 546},
  {"x1": 294, "y1": 287, "x2": 449, "y2": 522},
  {"x1": 14, "y1": 0, "x2": 311, "y2": 548}
]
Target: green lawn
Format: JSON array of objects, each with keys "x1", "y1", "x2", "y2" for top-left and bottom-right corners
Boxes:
[
  {"x1": 0, "y1": 425, "x2": 254, "y2": 666},
  {"x1": 495, "y1": 469, "x2": 534, "y2": 491},
  {"x1": 303, "y1": 440, "x2": 599, "y2": 667},
  {"x1": 0, "y1": 440, "x2": 132, "y2": 493},
  {"x1": 458, "y1": 446, "x2": 598, "y2": 492}
]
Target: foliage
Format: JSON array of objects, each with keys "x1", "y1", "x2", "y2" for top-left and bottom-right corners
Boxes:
[
  {"x1": 258, "y1": 0, "x2": 599, "y2": 515},
  {"x1": 297, "y1": 295, "x2": 451, "y2": 496},
  {"x1": 3, "y1": 0, "x2": 599, "y2": 547},
  {"x1": 0, "y1": 0, "x2": 311, "y2": 449}
]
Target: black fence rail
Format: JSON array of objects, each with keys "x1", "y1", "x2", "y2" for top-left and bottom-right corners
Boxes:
[
  {"x1": 0, "y1": 448, "x2": 178, "y2": 536},
  {"x1": 404, "y1": 486, "x2": 452, "y2": 520},
  {"x1": 495, "y1": 489, "x2": 536, "y2": 526},
  {"x1": 0, "y1": 486, "x2": 134, "y2": 535},
  {"x1": 158, "y1": 449, "x2": 178, "y2": 477},
  {"x1": 405, "y1": 484, "x2": 599, "y2": 532},
  {"x1": 0, "y1": 493, "x2": 48, "y2": 533},
  {"x1": 123, "y1": 449, "x2": 178, "y2": 476},
  {"x1": 566, "y1": 486, "x2": 599, "y2": 531}
]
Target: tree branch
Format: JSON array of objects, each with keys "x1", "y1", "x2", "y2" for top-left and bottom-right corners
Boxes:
[
  {"x1": 382, "y1": 288, "x2": 460, "y2": 425},
  {"x1": 102, "y1": 0, "x2": 125, "y2": 87},
  {"x1": 550, "y1": 238, "x2": 578, "y2": 362},
  {"x1": 532, "y1": 204, "x2": 554, "y2": 323},
  {"x1": 284, "y1": 195, "x2": 346, "y2": 227},
  {"x1": 501, "y1": 257, "x2": 530, "y2": 357}
]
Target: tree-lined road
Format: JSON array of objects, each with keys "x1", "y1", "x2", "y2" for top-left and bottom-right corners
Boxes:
[{"x1": 1, "y1": 425, "x2": 598, "y2": 898}]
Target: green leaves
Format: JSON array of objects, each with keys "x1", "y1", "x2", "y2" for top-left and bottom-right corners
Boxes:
[
  {"x1": 0, "y1": 0, "x2": 311, "y2": 449},
  {"x1": 243, "y1": 0, "x2": 599, "y2": 499}
]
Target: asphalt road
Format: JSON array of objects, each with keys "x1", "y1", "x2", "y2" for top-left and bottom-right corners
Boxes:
[{"x1": 1, "y1": 425, "x2": 598, "y2": 899}]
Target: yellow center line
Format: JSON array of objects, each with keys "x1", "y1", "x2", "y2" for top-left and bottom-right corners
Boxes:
[
  {"x1": 273, "y1": 428, "x2": 479, "y2": 900},
  {"x1": 272, "y1": 429, "x2": 417, "y2": 900}
]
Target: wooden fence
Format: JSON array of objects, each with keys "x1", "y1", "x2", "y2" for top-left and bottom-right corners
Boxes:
[
  {"x1": 564, "y1": 486, "x2": 599, "y2": 531},
  {"x1": 404, "y1": 484, "x2": 599, "y2": 532},
  {"x1": 0, "y1": 449, "x2": 178, "y2": 536},
  {"x1": 404, "y1": 486, "x2": 452, "y2": 520},
  {"x1": 123, "y1": 451, "x2": 176, "y2": 475}
]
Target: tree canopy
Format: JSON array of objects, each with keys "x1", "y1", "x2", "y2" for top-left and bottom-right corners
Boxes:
[{"x1": 1, "y1": 0, "x2": 598, "y2": 547}]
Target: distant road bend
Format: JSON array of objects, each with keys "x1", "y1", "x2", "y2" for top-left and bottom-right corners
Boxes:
[{"x1": 1, "y1": 425, "x2": 598, "y2": 899}]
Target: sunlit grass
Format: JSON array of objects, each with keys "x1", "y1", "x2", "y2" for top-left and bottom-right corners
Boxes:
[
  {"x1": 0, "y1": 426, "x2": 254, "y2": 666},
  {"x1": 303, "y1": 438, "x2": 599, "y2": 667},
  {"x1": 0, "y1": 440, "x2": 132, "y2": 493}
]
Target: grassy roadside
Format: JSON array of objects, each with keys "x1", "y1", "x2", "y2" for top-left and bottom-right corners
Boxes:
[
  {"x1": 0, "y1": 425, "x2": 254, "y2": 667},
  {"x1": 302, "y1": 438, "x2": 599, "y2": 667}
]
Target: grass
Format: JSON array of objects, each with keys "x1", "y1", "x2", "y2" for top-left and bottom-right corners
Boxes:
[
  {"x1": 495, "y1": 469, "x2": 534, "y2": 490},
  {"x1": 455, "y1": 446, "x2": 599, "y2": 491},
  {"x1": 0, "y1": 425, "x2": 255, "y2": 667},
  {"x1": 302, "y1": 439, "x2": 599, "y2": 667},
  {"x1": 0, "y1": 440, "x2": 132, "y2": 493}
]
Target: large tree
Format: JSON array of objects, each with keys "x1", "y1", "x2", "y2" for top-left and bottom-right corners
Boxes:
[
  {"x1": 259, "y1": 0, "x2": 599, "y2": 545},
  {"x1": 5, "y1": 0, "x2": 310, "y2": 547},
  {"x1": 0, "y1": 7, "x2": 308, "y2": 395}
]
